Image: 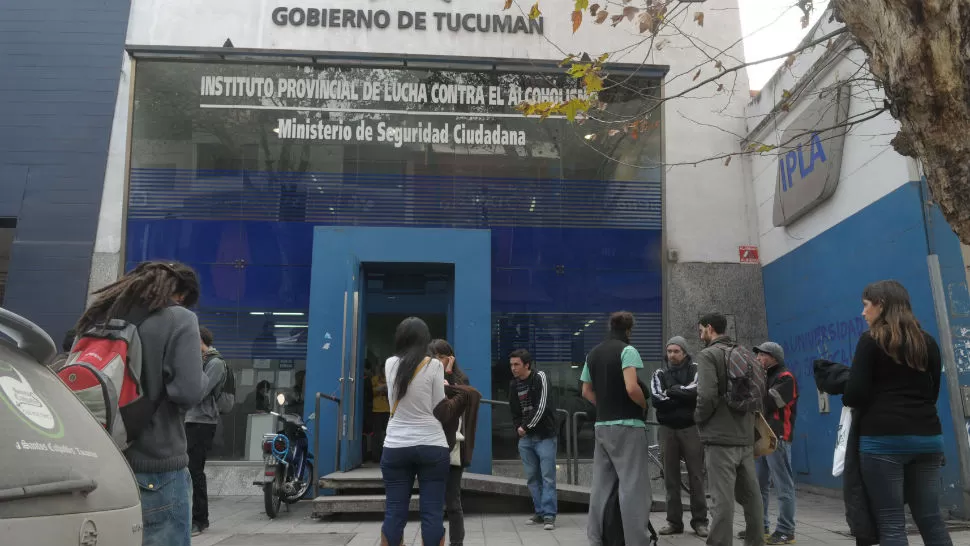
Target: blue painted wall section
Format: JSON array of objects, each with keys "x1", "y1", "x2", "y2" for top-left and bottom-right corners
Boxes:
[
  {"x1": 762, "y1": 181, "x2": 965, "y2": 512},
  {"x1": 307, "y1": 227, "x2": 492, "y2": 475},
  {"x1": 0, "y1": 0, "x2": 131, "y2": 337}
]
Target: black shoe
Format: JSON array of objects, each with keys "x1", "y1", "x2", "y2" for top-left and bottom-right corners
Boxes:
[
  {"x1": 766, "y1": 531, "x2": 796, "y2": 544},
  {"x1": 738, "y1": 529, "x2": 770, "y2": 540},
  {"x1": 191, "y1": 523, "x2": 203, "y2": 537}
]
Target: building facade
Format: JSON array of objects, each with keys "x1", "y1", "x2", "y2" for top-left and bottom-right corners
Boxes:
[
  {"x1": 3, "y1": 0, "x2": 764, "y2": 476},
  {"x1": 745, "y1": 11, "x2": 970, "y2": 516}
]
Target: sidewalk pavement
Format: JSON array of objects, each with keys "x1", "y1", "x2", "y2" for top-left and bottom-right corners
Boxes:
[{"x1": 193, "y1": 492, "x2": 970, "y2": 546}]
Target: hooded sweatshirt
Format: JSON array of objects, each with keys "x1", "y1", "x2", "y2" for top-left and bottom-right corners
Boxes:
[
  {"x1": 125, "y1": 305, "x2": 207, "y2": 473},
  {"x1": 185, "y1": 347, "x2": 227, "y2": 425},
  {"x1": 650, "y1": 338, "x2": 699, "y2": 430}
]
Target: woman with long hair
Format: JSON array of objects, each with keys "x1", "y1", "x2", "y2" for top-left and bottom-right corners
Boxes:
[
  {"x1": 843, "y1": 280, "x2": 952, "y2": 546},
  {"x1": 381, "y1": 318, "x2": 450, "y2": 546},
  {"x1": 430, "y1": 339, "x2": 470, "y2": 546}
]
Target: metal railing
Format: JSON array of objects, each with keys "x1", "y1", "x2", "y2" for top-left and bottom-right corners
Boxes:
[
  {"x1": 480, "y1": 398, "x2": 575, "y2": 485},
  {"x1": 312, "y1": 392, "x2": 342, "y2": 499}
]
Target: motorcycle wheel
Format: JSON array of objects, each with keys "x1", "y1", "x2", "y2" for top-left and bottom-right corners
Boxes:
[
  {"x1": 264, "y1": 472, "x2": 283, "y2": 518},
  {"x1": 284, "y1": 461, "x2": 313, "y2": 504}
]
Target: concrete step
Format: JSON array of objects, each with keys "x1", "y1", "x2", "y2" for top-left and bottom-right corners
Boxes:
[{"x1": 313, "y1": 494, "x2": 420, "y2": 517}]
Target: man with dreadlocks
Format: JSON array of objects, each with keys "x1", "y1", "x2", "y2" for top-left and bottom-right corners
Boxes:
[{"x1": 75, "y1": 261, "x2": 207, "y2": 546}]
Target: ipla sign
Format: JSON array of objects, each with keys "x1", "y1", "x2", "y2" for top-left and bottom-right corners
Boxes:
[{"x1": 772, "y1": 84, "x2": 850, "y2": 227}]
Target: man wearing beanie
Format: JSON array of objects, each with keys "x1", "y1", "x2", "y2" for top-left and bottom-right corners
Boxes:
[
  {"x1": 650, "y1": 336, "x2": 709, "y2": 537},
  {"x1": 752, "y1": 342, "x2": 798, "y2": 545}
]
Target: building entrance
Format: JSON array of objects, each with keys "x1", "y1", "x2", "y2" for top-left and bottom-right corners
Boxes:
[
  {"x1": 358, "y1": 262, "x2": 453, "y2": 465},
  {"x1": 306, "y1": 227, "x2": 491, "y2": 475}
]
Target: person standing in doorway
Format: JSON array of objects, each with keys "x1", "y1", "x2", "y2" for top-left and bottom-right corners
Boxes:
[
  {"x1": 508, "y1": 348, "x2": 558, "y2": 530},
  {"x1": 752, "y1": 342, "x2": 798, "y2": 545},
  {"x1": 381, "y1": 317, "x2": 451, "y2": 546},
  {"x1": 185, "y1": 326, "x2": 227, "y2": 537},
  {"x1": 371, "y1": 366, "x2": 391, "y2": 463},
  {"x1": 695, "y1": 313, "x2": 765, "y2": 546},
  {"x1": 583, "y1": 311, "x2": 654, "y2": 546},
  {"x1": 74, "y1": 261, "x2": 206, "y2": 546},
  {"x1": 651, "y1": 335, "x2": 709, "y2": 538}
]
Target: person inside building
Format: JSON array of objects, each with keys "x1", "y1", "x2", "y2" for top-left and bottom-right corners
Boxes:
[
  {"x1": 752, "y1": 341, "x2": 798, "y2": 545},
  {"x1": 695, "y1": 312, "x2": 765, "y2": 546},
  {"x1": 74, "y1": 261, "x2": 206, "y2": 546},
  {"x1": 430, "y1": 338, "x2": 481, "y2": 546},
  {"x1": 381, "y1": 317, "x2": 450, "y2": 546},
  {"x1": 185, "y1": 326, "x2": 227, "y2": 537},
  {"x1": 582, "y1": 311, "x2": 654, "y2": 545},
  {"x1": 508, "y1": 348, "x2": 558, "y2": 530},
  {"x1": 651, "y1": 335, "x2": 709, "y2": 538},
  {"x1": 370, "y1": 364, "x2": 391, "y2": 463},
  {"x1": 844, "y1": 280, "x2": 953, "y2": 546}
]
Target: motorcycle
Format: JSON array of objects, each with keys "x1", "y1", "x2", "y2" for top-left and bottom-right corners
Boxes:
[{"x1": 257, "y1": 393, "x2": 314, "y2": 518}]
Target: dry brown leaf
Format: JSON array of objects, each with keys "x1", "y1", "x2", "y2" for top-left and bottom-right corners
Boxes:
[
  {"x1": 589, "y1": 3, "x2": 600, "y2": 15},
  {"x1": 595, "y1": 10, "x2": 609, "y2": 23},
  {"x1": 571, "y1": 10, "x2": 582, "y2": 33},
  {"x1": 693, "y1": 69, "x2": 701, "y2": 81},
  {"x1": 694, "y1": 12, "x2": 704, "y2": 27},
  {"x1": 504, "y1": 0, "x2": 513, "y2": 9},
  {"x1": 623, "y1": 6, "x2": 640, "y2": 20},
  {"x1": 784, "y1": 54, "x2": 796, "y2": 68},
  {"x1": 611, "y1": 14, "x2": 624, "y2": 26},
  {"x1": 717, "y1": 83, "x2": 724, "y2": 92},
  {"x1": 724, "y1": 156, "x2": 732, "y2": 166}
]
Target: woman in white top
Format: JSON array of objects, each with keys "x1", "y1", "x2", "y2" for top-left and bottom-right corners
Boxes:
[{"x1": 381, "y1": 317, "x2": 449, "y2": 546}]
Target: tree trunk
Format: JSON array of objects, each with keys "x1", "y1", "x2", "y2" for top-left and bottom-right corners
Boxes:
[{"x1": 832, "y1": 0, "x2": 970, "y2": 243}]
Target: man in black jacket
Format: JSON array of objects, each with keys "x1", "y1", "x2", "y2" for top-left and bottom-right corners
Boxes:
[
  {"x1": 509, "y1": 349, "x2": 558, "y2": 530},
  {"x1": 650, "y1": 336, "x2": 709, "y2": 537}
]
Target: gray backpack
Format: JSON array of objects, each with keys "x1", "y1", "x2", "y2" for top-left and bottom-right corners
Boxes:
[{"x1": 205, "y1": 352, "x2": 235, "y2": 415}]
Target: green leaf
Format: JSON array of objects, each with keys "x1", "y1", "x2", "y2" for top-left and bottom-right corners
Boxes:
[
  {"x1": 574, "y1": 0, "x2": 589, "y2": 10},
  {"x1": 529, "y1": 2, "x2": 541, "y2": 20}
]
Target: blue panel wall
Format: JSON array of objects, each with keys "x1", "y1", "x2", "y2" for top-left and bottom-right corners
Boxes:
[
  {"x1": 0, "y1": 0, "x2": 131, "y2": 339},
  {"x1": 762, "y1": 181, "x2": 964, "y2": 511}
]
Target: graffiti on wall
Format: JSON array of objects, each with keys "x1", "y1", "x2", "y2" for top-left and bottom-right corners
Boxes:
[{"x1": 776, "y1": 316, "x2": 869, "y2": 385}]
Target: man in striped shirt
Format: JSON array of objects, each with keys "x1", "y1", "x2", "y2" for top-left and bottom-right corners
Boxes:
[{"x1": 509, "y1": 349, "x2": 558, "y2": 530}]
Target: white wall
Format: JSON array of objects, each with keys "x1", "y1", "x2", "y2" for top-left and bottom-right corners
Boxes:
[
  {"x1": 744, "y1": 13, "x2": 915, "y2": 266},
  {"x1": 93, "y1": 0, "x2": 757, "y2": 269}
]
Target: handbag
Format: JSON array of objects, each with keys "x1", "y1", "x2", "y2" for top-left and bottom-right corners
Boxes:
[
  {"x1": 754, "y1": 412, "x2": 778, "y2": 457},
  {"x1": 832, "y1": 406, "x2": 850, "y2": 476}
]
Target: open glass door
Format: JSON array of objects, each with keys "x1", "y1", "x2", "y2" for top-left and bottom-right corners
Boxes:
[{"x1": 338, "y1": 254, "x2": 364, "y2": 471}]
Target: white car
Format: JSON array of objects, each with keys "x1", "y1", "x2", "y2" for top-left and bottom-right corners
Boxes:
[{"x1": 0, "y1": 308, "x2": 142, "y2": 545}]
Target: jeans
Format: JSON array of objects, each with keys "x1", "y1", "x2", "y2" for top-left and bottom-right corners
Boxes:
[
  {"x1": 135, "y1": 469, "x2": 192, "y2": 546},
  {"x1": 859, "y1": 452, "x2": 953, "y2": 546},
  {"x1": 518, "y1": 435, "x2": 558, "y2": 519},
  {"x1": 446, "y1": 465, "x2": 465, "y2": 545},
  {"x1": 756, "y1": 440, "x2": 796, "y2": 535},
  {"x1": 381, "y1": 445, "x2": 451, "y2": 546},
  {"x1": 706, "y1": 445, "x2": 764, "y2": 546},
  {"x1": 186, "y1": 422, "x2": 216, "y2": 527}
]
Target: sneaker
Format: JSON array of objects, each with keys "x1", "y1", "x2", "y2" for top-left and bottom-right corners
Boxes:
[
  {"x1": 766, "y1": 531, "x2": 796, "y2": 544},
  {"x1": 543, "y1": 518, "x2": 555, "y2": 531},
  {"x1": 525, "y1": 515, "x2": 543, "y2": 525},
  {"x1": 191, "y1": 523, "x2": 203, "y2": 537},
  {"x1": 658, "y1": 525, "x2": 684, "y2": 535},
  {"x1": 692, "y1": 524, "x2": 709, "y2": 538},
  {"x1": 737, "y1": 529, "x2": 770, "y2": 540}
]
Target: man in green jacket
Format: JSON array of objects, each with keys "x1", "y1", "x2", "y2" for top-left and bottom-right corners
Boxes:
[{"x1": 694, "y1": 313, "x2": 765, "y2": 546}]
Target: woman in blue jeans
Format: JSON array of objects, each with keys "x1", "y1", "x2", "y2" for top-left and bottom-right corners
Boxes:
[
  {"x1": 381, "y1": 317, "x2": 451, "y2": 546},
  {"x1": 843, "y1": 280, "x2": 952, "y2": 546}
]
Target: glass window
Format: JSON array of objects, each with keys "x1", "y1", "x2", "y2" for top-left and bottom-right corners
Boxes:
[{"x1": 126, "y1": 59, "x2": 662, "y2": 461}]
